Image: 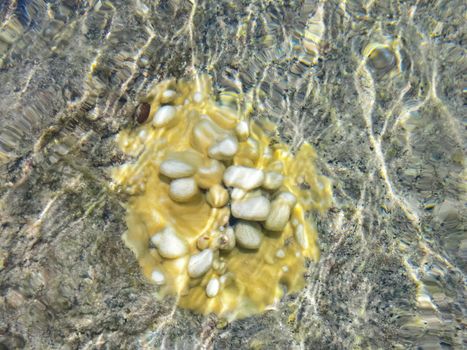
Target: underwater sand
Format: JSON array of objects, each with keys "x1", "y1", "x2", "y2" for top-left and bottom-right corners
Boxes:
[{"x1": 0, "y1": 1, "x2": 465, "y2": 349}]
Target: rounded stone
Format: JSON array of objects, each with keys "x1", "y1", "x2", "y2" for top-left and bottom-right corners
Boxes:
[
  {"x1": 218, "y1": 226, "x2": 236, "y2": 251},
  {"x1": 231, "y1": 188, "x2": 246, "y2": 200},
  {"x1": 206, "y1": 184, "x2": 229, "y2": 208},
  {"x1": 206, "y1": 277, "x2": 220, "y2": 298},
  {"x1": 153, "y1": 105, "x2": 176, "y2": 127},
  {"x1": 294, "y1": 224, "x2": 308, "y2": 249},
  {"x1": 151, "y1": 269, "x2": 166, "y2": 285},
  {"x1": 160, "y1": 159, "x2": 196, "y2": 179},
  {"x1": 188, "y1": 249, "x2": 214, "y2": 278},
  {"x1": 208, "y1": 136, "x2": 239, "y2": 160},
  {"x1": 234, "y1": 221, "x2": 263, "y2": 249},
  {"x1": 368, "y1": 46, "x2": 396, "y2": 73},
  {"x1": 169, "y1": 177, "x2": 199, "y2": 202},
  {"x1": 263, "y1": 171, "x2": 284, "y2": 191},
  {"x1": 161, "y1": 89, "x2": 177, "y2": 103},
  {"x1": 151, "y1": 227, "x2": 188, "y2": 259},
  {"x1": 235, "y1": 120, "x2": 249, "y2": 141},
  {"x1": 195, "y1": 159, "x2": 225, "y2": 189},
  {"x1": 264, "y1": 199, "x2": 291, "y2": 231},
  {"x1": 135, "y1": 102, "x2": 150, "y2": 124},
  {"x1": 223, "y1": 166, "x2": 265, "y2": 191},
  {"x1": 277, "y1": 192, "x2": 297, "y2": 207},
  {"x1": 231, "y1": 196, "x2": 271, "y2": 221}
]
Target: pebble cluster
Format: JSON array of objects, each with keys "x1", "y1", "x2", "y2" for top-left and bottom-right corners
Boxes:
[{"x1": 112, "y1": 76, "x2": 332, "y2": 320}]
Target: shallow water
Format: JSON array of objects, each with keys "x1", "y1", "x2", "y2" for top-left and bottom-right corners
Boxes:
[{"x1": 0, "y1": 1, "x2": 465, "y2": 349}]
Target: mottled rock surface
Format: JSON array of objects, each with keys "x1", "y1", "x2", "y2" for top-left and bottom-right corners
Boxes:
[{"x1": 0, "y1": 0, "x2": 465, "y2": 349}]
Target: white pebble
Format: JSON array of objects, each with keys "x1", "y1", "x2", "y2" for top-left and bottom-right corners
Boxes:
[
  {"x1": 231, "y1": 196, "x2": 271, "y2": 221},
  {"x1": 151, "y1": 227, "x2": 188, "y2": 259},
  {"x1": 277, "y1": 191, "x2": 297, "y2": 207},
  {"x1": 263, "y1": 147, "x2": 273, "y2": 159},
  {"x1": 153, "y1": 105, "x2": 176, "y2": 127},
  {"x1": 231, "y1": 188, "x2": 246, "y2": 200},
  {"x1": 151, "y1": 269, "x2": 165, "y2": 285},
  {"x1": 282, "y1": 266, "x2": 289, "y2": 272},
  {"x1": 234, "y1": 221, "x2": 263, "y2": 249},
  {"x1": 223, "y1": 166, "x2": 265, "y2": 191},
  {"x1": 206, "y1": 277, "x2": 220, "y2": 298},
  {"x1": 138, "y1": 129, "x2": 148, "y2": 140},
  {"x1": 193, "y1": 91, "x2": 203, "y2": 103},
  {"x1": 294, "y1": 224, "x2": 308, "y2": 249},
  {"x1": 264, "y1": 199, "x2": 291, "y2": 231},
  {"x1": 263, "y1": 171, "x2": 284, "y2": 191},
  {"x1": 192, "y1": 118, "x2": 224, "y2": 153},
  {"x1": 195, "y1": 159, "x2": 225, "y2": 189},
  {"x1": 208, "y1": 136, "x2": 238, "y2": 160},
  {"x1": 161, "y1": 89, "x2": 177, "y2": 103},
  {"x1": 206, "y1": 184, "x2": 229, "y2": 208},
  {"x1": 235, "y1": 120, "x2": 249, "y2": 140},
  {"x1": 218, "y1": 226, "x2": 236, "y2": 251},
  {"x1": 276, "y1": 249, "x2": 286, "y2": 259},
  {"x1": 169, "y1": 177, "x2": 199, "y2": 202},
  {"x1": 188, "y1": 249, "x2": 214, "y2": 278},
  {"x1": 160, "y1": 159, "x2": 195, "y2": 179}
]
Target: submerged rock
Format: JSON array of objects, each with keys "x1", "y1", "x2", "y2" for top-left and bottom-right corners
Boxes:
[
  {"x1": 234, "y1": 221, "x2": 263, "y2": 249},
  {"x1": 153, "y1": 105, "x2": 177, "y2": 127},
  {"x1": 169, "y1": 177, "x2": 199, "y2": 202},
  {"x1": 223, "y1": 166, "x2": 265, "y2": 190},
  {"x1": 151, "y1": 227, "x2": 188, "y2": 259},
  {"x1": 188, "y1": 249, "x2": 214, "y2": 278},
  {"x1": 231, "y1": 196, "x2": 271, "y2": 221}
]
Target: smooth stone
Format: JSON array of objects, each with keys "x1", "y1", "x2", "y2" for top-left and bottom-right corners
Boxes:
[
  {"x1": 208, "y1": 106, "x2": 238, "y2": 129},
  {"x1": 197, "y1": 234, "x2": 211, "y2": 250},
  {"x1": 188, "y1": 249, "x2": 214, "y2": 278},
  {"x1": 231, "y1": 196, "x2": 271, "y2": 221},
  {"x1": 193, "y1": 91, "x2": 203, "y2": 103},
  {"x1": 217, "y1": 206, "x2": 231, "y2": 227},
  {"x1": 206, "y1": 277, "x2": 220, "y2": 298},
  {"x1": 208, "y1": 136, "x2": 238, "y2": 160},
  {"x1": 235, "y1": 120, "x2": 249, "y2": 141},
  {"x1": 239, "y1": 137, "x2": 260, "y2": 162},
  {"x1": 264, "y1": 199, "x2": 291, "y2": 231},
  {"x1": 223, "y1": 166, "x2": 265, "y2": 191},
  {"x1": 268, "y1": 160, "x2": 284, "y2": 173},
  {"x1": 195, "y1": 159, "x2": 225, "y2": 189},
  {"x1": 277, "y1": 191, "x2": 297, "y2": 207},
  {"x1": 206, "y1": 184, "x2": 229, "y2": 208},
  {"x1": 276, "y1": 249, "x2": 286, "y2": 259},
  {"x1": 151, "y1": 269, "x2": 166, "y2": 285},
  {"x1": 294, "y1": 224, "x2": 308, "y2": 249},
  {"x1": 161, "y1": 89, "x2": 177, "y2": 103},
  {"x1": 151, "y1": 227, "x2": 188, "y2": 259},
  {"x1": 231, "y1": 188, "x2": 246, "y2": 200},
  {"x1": 234, "y1": 221, "x2": 263, "y2": 249},
  {"x1": 263, "y1": 171, "x2": 284, "y2": 190},
  {"x1": 368, "y1": 46, "x2": 396, "y2": 72},
  {"x1": 169, "y1": 177, "x2": 199, "y2": 202},
  {"x1": 263, "y1": 147, "x2": 273, "y2": 160},
  {"x1": 153, "y1": 105, "x2": 176, "y2": 127},
  {"x1": 191, "y1": 118, "x2": 225, "y2": 153},
  {"x1": 135, "y1": 103, "x2": 150, "y2": 124},
  {"x1": 160, "y1": 159, "x2": 195, "y2": 179},
  {"x1": 218, "y1": 226, "x2": 235, "y2": 251}
]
